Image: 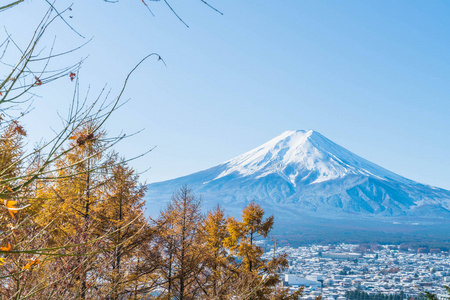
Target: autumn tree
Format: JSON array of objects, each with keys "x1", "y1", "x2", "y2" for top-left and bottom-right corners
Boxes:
[
  {"x1": 95, "y1": 161, "x2": 151, "y2": 299},
  {"x1": 198, "y1": 205, "x2": 236, "y2": 299},
  {"x1": 156, "y1": 186, "x2": 206, "y2": 299},
  {"x1": 0, "y1": 122, "x2": 27, "y2": 222},
  {"x1": 225, "y1": 202, "x2": 274, "y2": 273},
  {"x1": 0, "y1": 119, "x2": 158, "y2": 299},
  {"x1": 23, "y1": 122, "x2": 112, "y2": 298},
  {"x1": 223, "y1": 202, "x2": 300, "y2": 299},
  {"x1": 153, "y1": 197, "x2": 302, "y2": 299},
  {"x1": 0, "y1": 4, "x2": 163, "y2": 296}
]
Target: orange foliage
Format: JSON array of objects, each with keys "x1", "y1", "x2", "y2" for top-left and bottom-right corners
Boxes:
[
  {"x1": 4, "y1": 200, "x2": 18, "y2": 219},
  {"x1": 22, "y1": 258, "x2": 40, "y2": 270},
  {"x1": 0, "y1": 243, "x2": 12, "y2": 252},
  {"x1": 34, "y1": 76, "x2": 42, "y2": 86}
]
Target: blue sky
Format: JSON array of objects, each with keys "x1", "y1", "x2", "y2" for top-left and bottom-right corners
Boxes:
[{"x1": 2, "y1": 0, "x2": 450, "y2": 189}]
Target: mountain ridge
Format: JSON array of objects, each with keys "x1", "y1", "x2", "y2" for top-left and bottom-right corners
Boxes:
[{"x1": 145, "y1": 130, "x2": 450, "y2": 230}]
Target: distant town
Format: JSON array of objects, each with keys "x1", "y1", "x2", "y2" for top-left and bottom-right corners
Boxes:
[{"x1": 263, "y1": 244, "x2": 450, "y2": 300}]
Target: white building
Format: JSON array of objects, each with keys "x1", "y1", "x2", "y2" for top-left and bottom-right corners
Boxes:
[{"x1": 285, "y1": 274, "x2": 322, "y2": 287}]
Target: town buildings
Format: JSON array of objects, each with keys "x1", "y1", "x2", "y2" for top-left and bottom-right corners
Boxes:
[{"x1": 264, "y1": 244, "x2": 450, "y2": 300}]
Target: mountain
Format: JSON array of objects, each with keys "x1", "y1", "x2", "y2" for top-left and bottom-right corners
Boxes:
[{"x1": 145, "y1": 130, "x2": 450, "y2": 241}]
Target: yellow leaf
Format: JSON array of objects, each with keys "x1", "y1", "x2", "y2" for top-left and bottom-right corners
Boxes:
[
  {"x1": 5, "y1": 200, "x2": 18, "y2": 219},
  {"x1": 0, "y1": 243, "x2": 11, "y2": 252},
  {"x1": 0, "y1": 258, "x2": 5, "y2": 265},
  {"x1": 22, "y1": 258, "x2": 39, "y2": 270}
]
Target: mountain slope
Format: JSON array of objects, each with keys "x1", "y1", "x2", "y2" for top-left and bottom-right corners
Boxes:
[{"x1": 146, "y1": 130, "x2": 450, "y2": 226}]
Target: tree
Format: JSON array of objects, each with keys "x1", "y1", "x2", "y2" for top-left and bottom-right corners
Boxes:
[
  {"x1": 199, "y1": 205, "x2": 235, "y2": 299},
  {"x1": 0, "y1": 2, "x2": 167, "y2": 297},
  {"x1": 95, "y1": 161, "x2": 150, "y2": 299},
  {"x1": 224, "y1": 202, "x2": 298, "y2": 300},
  {"x1": 0, "y1": 72, "x2": 162, "y2": 297},
  {"x1": 156, "y1": 186, "x2": 206, "y2": 299},
  {"x1": 35, "y1": 122, "x2": 114, "y2": 298},
  {"x1": 225, "y1": 202, "x2": 274, "y2": 273}
]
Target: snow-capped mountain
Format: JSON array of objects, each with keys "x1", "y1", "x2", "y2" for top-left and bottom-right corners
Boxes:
[{"x1": 146, "y1": 130, "x2": 450, "y2": 229}]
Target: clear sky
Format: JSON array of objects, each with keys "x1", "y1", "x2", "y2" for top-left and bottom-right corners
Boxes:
[{"x1": 2, "y1": 0, "x2": 450, "y2": 189}]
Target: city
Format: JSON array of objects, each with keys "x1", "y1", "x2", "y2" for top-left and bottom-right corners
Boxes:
[{"x1": 263, "y1": 244, "x2": 450, "y2": 300}]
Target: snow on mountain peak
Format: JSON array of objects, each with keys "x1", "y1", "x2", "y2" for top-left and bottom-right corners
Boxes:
[
  {"x1": 147, "y1": 129, "x2": 450, "y2": 221},
  {"x1": 214, "y1": 130, "x2": 410, "y2": 186}
]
